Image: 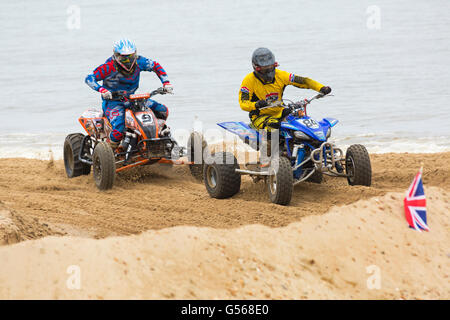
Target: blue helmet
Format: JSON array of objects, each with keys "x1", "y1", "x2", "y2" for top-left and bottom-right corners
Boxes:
[{"x1": 113, "y1": 38, "x2": 137, "y2": 74}]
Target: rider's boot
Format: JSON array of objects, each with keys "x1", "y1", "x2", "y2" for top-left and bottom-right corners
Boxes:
[{"x1": 335, "y1": 161, "x2": 344, "y2": 173}]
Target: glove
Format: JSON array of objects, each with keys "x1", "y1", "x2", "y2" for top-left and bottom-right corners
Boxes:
[
  {"x1": 255, "y1": 100, "x2": 268, "y2": 109},
  {"x1": 99, "y1": 87, "x2": 112, "y2": 100},
  {"x1": 163, "y1": 82, "x2": 174, "y2": 94},
  {"x1": 249, "y1": 100, "x2": 268, "y2": 118},
  {"x1": 281, "y1": 108, "x2": 291, "y2": 118},
  {"x1": 320, "y1": 86, "x2": 332, "y2": 95}
]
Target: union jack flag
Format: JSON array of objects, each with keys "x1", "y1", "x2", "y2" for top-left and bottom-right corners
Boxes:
[{"x1": 404, "y1": 168, "x2": 429, "y2": 232}]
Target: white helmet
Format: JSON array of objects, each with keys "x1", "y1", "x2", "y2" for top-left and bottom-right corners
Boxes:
[{"x1": 113, "y1": 38, "x2": 137, "y2": 74}]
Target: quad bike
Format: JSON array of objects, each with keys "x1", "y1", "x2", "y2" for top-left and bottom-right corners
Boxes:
[
  {"x1": 63, "y1": 87, "x2": 207, "y2": 190},
  {"x1": 202, "y1": 93, "x2": 372, "y2": 205}
]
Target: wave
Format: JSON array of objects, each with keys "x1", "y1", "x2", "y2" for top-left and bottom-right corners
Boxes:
[{"x1": 0, "y1": 132, "x2": 449, "y2": 160}]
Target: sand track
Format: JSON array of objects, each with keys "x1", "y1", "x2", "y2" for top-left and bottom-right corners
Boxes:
[
  {"x1": 0, "y1": 152, "x2": 449, "y2": 241},
  {"x1": 0, "y1": 152, "x2": 449, "y2": 299}
]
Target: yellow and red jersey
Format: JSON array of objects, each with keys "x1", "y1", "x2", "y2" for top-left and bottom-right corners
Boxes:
[{"x1": 239, "y1": 69, "x2": 325, "y2": 118}]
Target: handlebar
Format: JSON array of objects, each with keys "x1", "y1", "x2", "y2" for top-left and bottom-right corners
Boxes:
[
  {"x1": 110, "y1": 87, "x2": 169, "y2": 101},
  {"x1": 306, "y1": 92, "x2": 326, "y2": 104},
  {"x1": 149, "y1": 87, "x2": 168, "y2": 97},
  {"x1": 259, "y1": 92, "x2": 330, "y2": 111},
  {"x1": 256, "y1": 92, "x2": 331, "y2": 118}
]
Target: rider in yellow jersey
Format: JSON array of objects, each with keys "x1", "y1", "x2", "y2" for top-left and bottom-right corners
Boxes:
[{"x1": 239, "y1": 48, "x2": 332, "y2": 130}]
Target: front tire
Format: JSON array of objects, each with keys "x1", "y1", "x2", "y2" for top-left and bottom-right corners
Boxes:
[
  {"x1": 92, "y1": 141, "x2": 116, "y2": 190},
  {"x1": 345, "y1": 144, "x2": 372, "y2": 186},
  {"x1": 203, "y1": 152, "x2": 241, "y2": 199},
  {"x1": 267, "y1": 156, "x2": 293, "y2": 205},
  {"x1": 64, "y1": 133, "x2": 91, "y2": 178}
]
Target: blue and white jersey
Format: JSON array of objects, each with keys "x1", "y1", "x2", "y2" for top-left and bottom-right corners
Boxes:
[{"x1": 85, "y1": 56, "x2": 170, "y2": 97}]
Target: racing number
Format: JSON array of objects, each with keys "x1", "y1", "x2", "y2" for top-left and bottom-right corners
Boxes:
[
  {"x1": 141, "y1": 114, "x2": 151, "y2": 122},
  {"x1": 302, "y1": 119, "x2": 319, "y2": 129}
]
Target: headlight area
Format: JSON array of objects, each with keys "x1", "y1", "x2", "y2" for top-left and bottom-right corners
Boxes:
[
  {"x1": 293, "y1": 131, "x2": 312, "y2": 140},
  {"x1": 326, "y1": 127, "x2": 331, "y2": 139}
]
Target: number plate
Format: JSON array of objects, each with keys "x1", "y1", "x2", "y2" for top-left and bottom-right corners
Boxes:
[
  {"x1": 301, "y1": 119, "x2": 319, "y2": 129},
  {"x1": 138, "y1": 113, "x2": 153, "y2": 124}
]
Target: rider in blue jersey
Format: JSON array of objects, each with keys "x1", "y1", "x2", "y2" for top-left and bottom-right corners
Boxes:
[{"x1": 85, "y1": 38, "x2": 173, "y2": 147}]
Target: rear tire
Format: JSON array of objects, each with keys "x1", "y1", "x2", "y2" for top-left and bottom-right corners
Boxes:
[
  {"x1": 267, "y1": 156, "x2": 293, "y2": 205},
  {"x1": 188, "y1": 131, "x2": 208, "y2": 181},
  {"x1": 345, "y1": 144, "x2": 372, "y2": 186},
  {"x1": 203, "y1": 152, "x2": 241, "y2": 199},
  {"x1": 92, "y1": 141, "x2": 116, "y2": 190},
  {"x1": 64, "y1": 133, "x2": 91, "y2": 178}
]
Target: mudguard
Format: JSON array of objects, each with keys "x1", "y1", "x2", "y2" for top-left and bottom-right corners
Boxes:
[
  {"x1": 281, "y1": 115, "x2": 329, "y2": 142},
  {"x1": 79, "y1": 108, "x2": 106, "y2": 138},
  {"x1": 322, "y1": 117, "x2": 339, "y2": 127}
]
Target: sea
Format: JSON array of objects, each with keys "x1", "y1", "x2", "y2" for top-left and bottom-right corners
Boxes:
[{"x1": 1, "y1": 0, "x2": 449, "y2": 159}]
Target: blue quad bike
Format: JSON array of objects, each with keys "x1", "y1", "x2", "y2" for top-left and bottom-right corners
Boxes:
[{"x1": 202, "y1": 93, "x2": 372, "y2": 205}]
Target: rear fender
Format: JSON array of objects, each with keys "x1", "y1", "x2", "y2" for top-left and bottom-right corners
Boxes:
[
  {"x1": 217, "y1": 122, "x2": 259, "y2": 141},
  {"x1": 79, "y1": 108, "x2": 106, "y2": 138},
  {"x1": 78, "y1": 117, "x2": 106, "y2": 138}
]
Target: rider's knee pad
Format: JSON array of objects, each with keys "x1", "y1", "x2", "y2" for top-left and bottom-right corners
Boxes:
[
  {"x1": 154, "y1": 110, "x2": 168, "y2": 121},
  {"x1": 111, "y1": 130, "x2": 123, "y2": 142},
  {"x1": 157, "y1": 105, "x2": 169, "y2": 120},
  {"x1": 148, "y1": 101, "x2": 169, "y2": 120}
]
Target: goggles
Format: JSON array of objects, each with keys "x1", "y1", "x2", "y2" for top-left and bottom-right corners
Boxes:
[
  {"x1": 117, "y1": 53, "x2": 136, "y2": 64},
  {"x1": 114, "y1": 52, "x2": 137, "y2": 72},
  {"x1": 254, "y1": 62, "x2": 279, "y2": 74}
]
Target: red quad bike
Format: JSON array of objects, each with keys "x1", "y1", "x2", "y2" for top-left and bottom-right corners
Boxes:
[{"x1": 63, "y1": 87, "x2": 207, "y2": 190}]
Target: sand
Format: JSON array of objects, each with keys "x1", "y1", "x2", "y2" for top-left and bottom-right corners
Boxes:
[{"x1": 0, "y1": 152, "x2": 449, "y2": 299}]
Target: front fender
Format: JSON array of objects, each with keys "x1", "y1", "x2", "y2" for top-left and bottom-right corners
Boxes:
[{"x1": 322, "y1": 117, "x2": 339, "y2": 127}]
